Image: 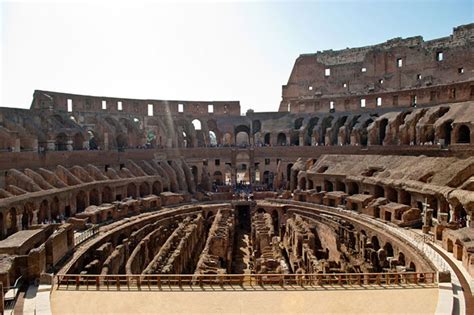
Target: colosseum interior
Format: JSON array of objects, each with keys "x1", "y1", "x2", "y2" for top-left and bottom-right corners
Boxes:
[{"x1": 0, "y1": 23, "x2": 473, "y2": 315}]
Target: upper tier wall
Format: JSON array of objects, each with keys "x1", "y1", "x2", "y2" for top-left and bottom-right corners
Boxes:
[
  {"x1": 31, "y1": 90, "x2": 241, "y2": 117},
  {"x1": 280, "y1": 23, "x2": 474, "y2": 113}
]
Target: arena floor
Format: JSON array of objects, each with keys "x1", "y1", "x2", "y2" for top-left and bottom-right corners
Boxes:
[{"x1": 50, "y1": 286, "x2": 439, "y2": 314}]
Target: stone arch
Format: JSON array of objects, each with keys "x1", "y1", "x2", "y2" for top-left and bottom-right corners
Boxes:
[
  {"x1": 21, "y1": 207, "x2": 30, "y2": 230},
  {"x1": 277, "y1": 133, "x2": 287, "y2": 146},
  {"x1": 38, "y1": 199, "x2": 50, "y2": 223},
  {"x1": 324, "y1": 180, "x2": 333, "y2": 192},
  {"x1": 298, "y1": 177, "x2": 307, "y2": 190},
  {"x1": 378, "y1": 118, "x2": 388, "y2": 145},
  {"x1": 399, "y1": 190, "x2": 411, "y2": 205},
  {"x1": 335, "y1": 180, "x2": 346, "y2": 192},
  {"x1": 409, "y1": 262, "x2": 416, "y2": 271},
  {"x1": 347, "y1": 182, "x2": 359, "y2": 195},
  {"x1": 116, "y1": 133, "x2": 128, "y2": 150},
  {"x1": 51, "y1": 196, "x2": 61, "y2": 220},
  {"x1": 361, "y1": 118, "x2": 374, "y2": 146},
  {"x1": 234, "y1": 125, "x2": 250, "y2": 146},
  {"x1": 152, "y1": 181, "x2": 162, "y2": 195},
  {"x1": 209, "y1": 131, "x2": 217, "y2": 146},
  {"x1": 374, "y1": 185, "x2": 384, "y2": 198},
  {"x1": 6, "y1": 207, "x2": 17, "y2": 235},
  {"x1": 76, "y1": 191, "x2": 87, "y2": 213},
  {"x1": 456, "y1": 124, "x2": 470, "y2": 144},
  {"x1": 222, "y1": 132, "x2": 233, "y2": 146},
  {"x1": 371, "y1": 235, "x2": 380, "y2": 251},
  {"x1": 127, "y1": 183, "x2": 137, "y2": 198},
  {"x1": 23, "y1": 202, "x2": 35, "y2": 228},
  {"x1": 439, "y1": 120, "x2": 453, "y2": 145},
  {"x1": 264, "y1": 133, "x2": 271, "y2": 145},
  {"x1": 73, "y1": 132, "x2": 85, "y2": 150},
  {"x1": 89, "y1": 188, "x2": 100, "y2": 206},
  {"x1": 398, "y1": 252, "x2": 406, "y2": 265},
  {"x1": 385, "y1": 186, "x2": 397, "y2": 202},
  {"x1": 383, "y1": 242, "x2": 394, "y2": 257},
  {"x1": 56, "y1": 133, "x2": 68, "y2": 151},
  {"x1": 192, "y1": 119, "x2": 202, "y2": 131},
  {"x1": 102, "y1": 186, "x2": 114, "y2": 203},
  {"x1": 139, "y1": 182, "x2": 150, "y2": 197}
]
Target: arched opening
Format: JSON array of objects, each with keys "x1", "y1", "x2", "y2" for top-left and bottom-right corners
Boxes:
[
  {"x1": 299, "y1": 177, "x2": 307, "y2": 190},
  {"x1": 116, "y1": 133, "x2": 128, "y2": 150},
  {"x1": 102, "y1": 186, "x2": 114, "y2": 203},
  {"x1": 192, "y1": 119, "x2": 202, "y2": 131},
  {"x1": 379, "y1": 119, "x2": 388, "y2": 145},
  {"x1": 56, "y1": 133, "x2": 68, "y2": 151},
  {"x1": 440, "y1": 120, "x2": 453, "y2": 145},
  {"x1": 409, "y1": 262, "x2": 416, "y2": 272},
  {"x1": 152, "y1": 181, "x2": 162, "y2": 195},
  {"x1": 51, "y1": 197, "x2": 60, "y2": 221},
  {"x1": 456, "y1": 124, "x2": 470, "y2": 144},
  {"x1": 88, "y1": 130, "x2": 99, "y2": 150},
  {"x1": 213, "y1": 171, "x2": 223, "y2": 185},
  {"x1": 383, "y1": 243, "x2": 394, "y2": 257},
  {"x1": 398, "y1": 252, "x2": 406, "y2": 265},
  {"x1": 209, "y1": 131, "x2": 217, "y2": 146},
  {"x1": 6, "y1": 207, "x2": 17, "y2": 235},
  {"x1": 385, "y1": 187, "x2": 397, "y2": 202},
  {"x1": 222, "y1": 133, "x2": 233, "y2": 146},
  {"x1": 361, "y1": 119, "x2": 374, "y2": 146},
  {"x1": 371, "y1": 236, "x2": 380, "y2": 251},
  {"x1": 23, "y1": 202, "x2": 35, "y2": 227},
  {"x1": 235, "y1": 132, "x2": 249, "y2": 146},
  {"x1": 73, "y1": 132, "x2": 85, "y2": 150},
  {"x1": 127, "y1": 183, "x2": 137, "y2": 198},
  {"x1": 374, "y1": 185, "x2": 384, "y2": 198},
  {"x1": 324, "y1": 180, "x2": 333, "y2": 192},
  {"x1": 453, "y1": 204, "x2": 467, "y2": 227},
  {"x1": 347, "y1": 182, "x2": 359, "y2": 195},
  {"x1": 264, "y1": 133, "x2": 271, "y2": 145},
  {"x1": 38, "y1": 199, "x2": 49, "y2": 223},
  {"x1": 399, "y1": 190, "x2": 411, "y2": 205},
  {"x1": 277, "y1": 133, "x2": 287, "y2": 146},
  {"x1": 76, "y1": 191, "x2": 87, "y2": 213},
  {"x1": 89, "y1": 188, "x2": 100, "y2": 206},
  {"x1": 290, "y1": 131, "x2": 300, "y2": 146},
  {"x1": 139, "y1": 182, "x2": 150, "y2": 197},
  {"x1": 335, "y1": 181, "x2": 346, "y2": 192}
]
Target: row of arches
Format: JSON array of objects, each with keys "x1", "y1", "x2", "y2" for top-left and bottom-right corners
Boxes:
[{"x1": 0, "y1": 180, "x2": 164, "y2": 239}]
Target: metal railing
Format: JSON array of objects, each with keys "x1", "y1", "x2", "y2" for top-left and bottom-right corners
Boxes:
[
  {"x1": 74, "y1": 226, "x2": 99, "y2": 247},
  {"x1": 55, "y1": 272, "x2": 436, "y2": 291}
]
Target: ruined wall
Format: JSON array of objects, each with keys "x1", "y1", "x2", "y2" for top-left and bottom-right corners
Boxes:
[{"x1": 280, "y1": 23, "x2": 474, "y2": 113}]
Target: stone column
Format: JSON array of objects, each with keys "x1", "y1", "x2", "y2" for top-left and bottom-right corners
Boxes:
[
  {"x1": 66, "y1": 140, "x2": 73, "y2": 151},
  {"x1": 103, "y1": 132, "x2": 109, "y2": 150},
  {"x1": 299, "y1": 131, "x2": 304, "y2": 146}
]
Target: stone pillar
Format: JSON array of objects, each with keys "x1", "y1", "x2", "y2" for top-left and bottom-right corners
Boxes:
[
  {"x1": 16, "y1": 214, "x2": 22, "y2": 231},
  {"x1": 66, "y1": 140, "x2": 73, "y2": 151},
  {"x1": 103, "y1": 132, "x2": 109, "y2": 150},
  {"x1": 13, "y1": 138, "x2": 21, "y2": 152},
  {"x1": 422, "y1": 208, "x2": 433, "y2": 233},
  {"x1": 83, "y1": 140, "x2": 89, "y2": 150},
  {"x1": 32, "y1": 210, "x2": 38, "y2": 225},
  {"x1": 299, "y1": 132, "x2": 304, "y2": 146}
]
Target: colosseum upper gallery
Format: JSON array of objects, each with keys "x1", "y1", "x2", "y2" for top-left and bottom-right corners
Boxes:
[{"x1": 0, "y1": 22, "x2": 473, "y2": 315}]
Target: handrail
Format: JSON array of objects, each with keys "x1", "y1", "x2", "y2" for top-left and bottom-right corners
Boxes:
[
  {"x1": 74, "y1": 226, "x2": 99, "y2": 247},
  {"x1": 55, "y1": 272, "x2": 437, "y2": 290}
]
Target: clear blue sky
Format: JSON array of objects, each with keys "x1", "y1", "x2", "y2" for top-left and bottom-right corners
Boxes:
[{"x1": 1, "y1": 0, "x2": 473, "y2": 113}]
